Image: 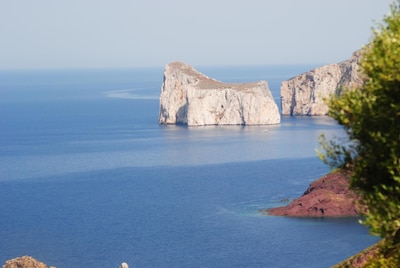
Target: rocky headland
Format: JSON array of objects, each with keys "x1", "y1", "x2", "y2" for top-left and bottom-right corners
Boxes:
[
  {"x1": 264, "y1": 170, "x2": 362, "y2": 217},
  {"x1": 281, "y1": 48, "x2": 364, "y2": 116},
  {"x1": 158, "y1": 61, "x2": 280, "y2": 126}
]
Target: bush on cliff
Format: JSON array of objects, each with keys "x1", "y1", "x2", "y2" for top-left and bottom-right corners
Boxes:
[{"x1": 318, "y1": 2, "x2": 400, "y2": 266}]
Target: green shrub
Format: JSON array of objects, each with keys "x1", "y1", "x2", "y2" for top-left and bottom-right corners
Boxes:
[{"x1": 319, "y1": 2, "x2": 400, "y2": 266}]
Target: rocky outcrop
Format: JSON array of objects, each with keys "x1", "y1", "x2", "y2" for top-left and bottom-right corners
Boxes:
[
  {"x1": 264, "y1": 170, "x2": 362, "y2": 217},
  {"x1": 159, "y1": 62, "x2": 280, "y2": 126},
  {"x1": 281, "y1": 49, "x2": 365, "y2": 115},
  {"x1": 2, "y1": 256, "x2": 54, "y2": 268}
]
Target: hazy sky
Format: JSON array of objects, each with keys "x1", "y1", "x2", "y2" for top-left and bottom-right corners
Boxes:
[{"x1": 0, "y1": 0, "x2": 392, "y2": 70}]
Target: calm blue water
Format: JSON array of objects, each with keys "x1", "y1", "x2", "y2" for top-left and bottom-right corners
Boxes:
[{"x1": 0, "y1": 66, "x2": 379, "y2": 267}]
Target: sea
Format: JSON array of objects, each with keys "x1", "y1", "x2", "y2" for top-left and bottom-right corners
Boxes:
[{"x1": 0, "y1": 65, "x2": 380, "y2": 267}]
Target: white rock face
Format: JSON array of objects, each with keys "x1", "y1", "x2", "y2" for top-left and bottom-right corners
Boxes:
[
  {"x1": 159, "y1": 62, "x2": 280, "y2": 126},
  {"x1": 281, "y1": 49, "x2": 364, "y2": 115}
]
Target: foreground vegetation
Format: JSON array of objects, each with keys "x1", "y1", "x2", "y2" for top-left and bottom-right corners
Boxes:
[{"x1": 319, "y1": 2, "x2": 400, "y2": 266}]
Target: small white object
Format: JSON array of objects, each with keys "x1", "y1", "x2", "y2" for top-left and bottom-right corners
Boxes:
[{"x1": 120, "y1": 262, "x2": 129, "y2": 268}]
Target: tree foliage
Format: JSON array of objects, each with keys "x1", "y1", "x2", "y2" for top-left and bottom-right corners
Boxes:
[{"x1": 319, "y1": 2, "x2": 400, "y2": 265}]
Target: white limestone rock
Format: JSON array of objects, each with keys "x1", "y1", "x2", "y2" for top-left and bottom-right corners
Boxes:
[
  {"x1": 159, "y1": 62, "x2": 280, "y2": 126},
  {"x1": 281, "y1": 49, "x2": 364, "y2": 116}
]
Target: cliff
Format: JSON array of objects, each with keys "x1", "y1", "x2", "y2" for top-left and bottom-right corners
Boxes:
[
  {"x1": 159, "y1": 62, "x2": 280, "y2": 126},
  {"x1": 264, "y1": 170, "x2": 362, "y2": 217},
  {"x1": 281, "y1": 49, "x2": 364, "y2": 116}
]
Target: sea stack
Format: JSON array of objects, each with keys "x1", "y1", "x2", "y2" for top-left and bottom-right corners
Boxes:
[
  {"x1": 280, "y1": 48, "x2": 364, "y2": 116},
  {"x1": 158, "y1": 61, "x2": 280, "y2": 126}
]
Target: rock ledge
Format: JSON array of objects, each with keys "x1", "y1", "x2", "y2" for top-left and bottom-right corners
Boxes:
[{"x1": 2, "y1": 256, "x2": 54, "y2": 268}]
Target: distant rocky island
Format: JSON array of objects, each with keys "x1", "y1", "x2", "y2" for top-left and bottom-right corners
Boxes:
[
  {"x1": 281, "y1": 48, "x2": 364, "y2": 116},
  {"x1": 159, "y1": 49, "x2": 363, "y2": 126},
  {"x1": 158, "y1": 61, "x2": 280, "y2": 126}
]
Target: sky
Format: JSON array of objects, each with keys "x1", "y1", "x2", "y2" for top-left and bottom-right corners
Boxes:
[{"x1": 0, "y1": 0, "x2": 392, "y2": 70}]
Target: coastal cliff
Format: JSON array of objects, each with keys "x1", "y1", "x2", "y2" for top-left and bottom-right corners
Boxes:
[
  {"x1": 264, "y1": 170, "x2": 362, "y2": 217},
  {"x1": 158, "y1": 62, "x2": 280, "y2": 126},
  {"x1": 281, "y1": 49, "x2": 364, "y2": 116}
]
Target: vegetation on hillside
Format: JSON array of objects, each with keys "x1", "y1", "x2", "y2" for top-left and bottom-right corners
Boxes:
[{"x1": 318, "y1": 2, "x2": 400, "y2": 266}]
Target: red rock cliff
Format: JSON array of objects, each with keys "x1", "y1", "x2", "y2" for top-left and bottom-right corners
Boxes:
[{"x1": 264, "y1": 170, "x2": 362, "y2": 217}]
